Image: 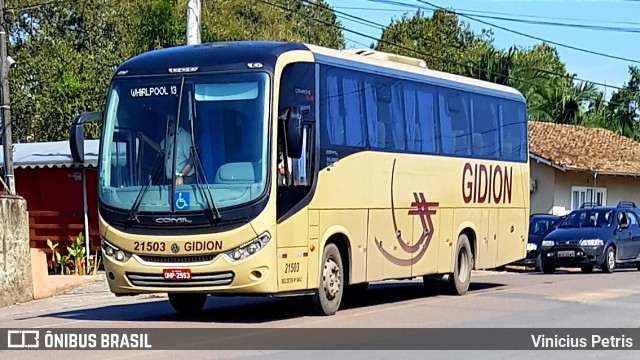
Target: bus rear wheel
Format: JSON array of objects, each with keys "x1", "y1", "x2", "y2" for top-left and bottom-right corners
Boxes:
[
  {"x1": 310, "y1": 244, "x2": 344, "y2": 316},
  {"x1": 168, "y1": 293, "x2": 207, "y2": 316},
  {"x1": 443, "y1": 234, "x2": 472, "y2": 296}
]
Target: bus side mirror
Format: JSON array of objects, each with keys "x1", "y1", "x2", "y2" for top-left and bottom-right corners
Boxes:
[
  {"x1": 279, "y1": 106, "x2": 310, "y2": 159},
  {"x1": 69, "y1": 111, "x2": 102, "y2": 163}
]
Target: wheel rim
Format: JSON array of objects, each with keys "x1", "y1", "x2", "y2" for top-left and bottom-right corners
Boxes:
[
  {"x1": 322, "y1": 257, "x2": 342, "y2": 300},
  {"x1": 458, "y1": 248, "x2": 469, "y2": 283},
  {"x1": 608, "y1": 249, "x2": 615, "y2": 270}
]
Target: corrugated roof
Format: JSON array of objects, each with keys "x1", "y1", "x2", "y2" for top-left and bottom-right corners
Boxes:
[
  {"x1": 0, "y1": 140, "x2": 99, "y2": 169},
  {"x1": 528, "y1": 121, "x2": 640, "y2": 175}
]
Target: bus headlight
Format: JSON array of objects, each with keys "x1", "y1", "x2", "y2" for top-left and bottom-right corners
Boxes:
[
  {"x1": 579, "y1": 239, "x2": 604, "y2": 247},
  {"x1": 541, "y1": 240, "x2": 555, "y2": 248},
  {"x1": 526, "y1": 243, "x2": 538, "y2": 251},
  {"x1": 101, "y1": 238, "x2": 132, "y2": 263},
  {"x1": 223, "y1": 232, "x2": 271, "y2": 262}
]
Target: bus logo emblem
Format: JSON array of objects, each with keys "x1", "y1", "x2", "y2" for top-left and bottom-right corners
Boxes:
[
  {"x1": 376, "y1": 160, "x2": 439, "y2": 266},
  {"x1": 171, "y1": 243, "x2": 180, "y2": 254}
]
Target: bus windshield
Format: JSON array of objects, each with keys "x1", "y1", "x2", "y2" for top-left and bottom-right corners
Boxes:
[{"x1": 98, "y1": 72, "x2": 270, "y2": 214}]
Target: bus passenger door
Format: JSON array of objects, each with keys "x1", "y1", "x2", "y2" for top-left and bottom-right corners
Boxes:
[{"x1": 275, "y1": 61, "x2": 316, "y2": 292}]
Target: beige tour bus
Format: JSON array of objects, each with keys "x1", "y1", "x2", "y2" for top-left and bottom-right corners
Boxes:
[{"x1": 69, "y1": 41, "x2": 529, "y2": 316}]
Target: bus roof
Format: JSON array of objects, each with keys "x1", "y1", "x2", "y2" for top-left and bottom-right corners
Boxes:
[
  {"x1": 306, "y1": 44, "x2": 525, "y2": 101},
  {"x1": 115, "y1": 41, "x2": 525, "y2": 101}
]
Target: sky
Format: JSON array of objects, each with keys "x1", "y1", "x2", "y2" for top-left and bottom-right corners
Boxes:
[{"x1": 324, "y1": 0, "x2": 640, "y2": 97}]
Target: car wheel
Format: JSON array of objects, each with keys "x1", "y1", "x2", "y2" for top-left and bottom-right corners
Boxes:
[
  {"x1": 535, "y1": 254, "x2": 543, "y2": 273},
  {"x1": 310, "y1": 244, "x2": 344, "y2": 316},
  {"x1": 636, "y1": 262, "x2": 640, "y2": 271},
  {"x1": 442, "y1": 234, "x2": 473, "y2": 295},
  {"x1": 542, "y1": 265, "x2": 556, "y2": 274},
  {"x1": 601, "y1": 246, "x2": 616, "y2": 273},
  {"x1": 581, "y1": 264, "x2": 594, "y2": 274},
  {"x1": 168, "y1": 293, "x2": 207, "y2": 316}
]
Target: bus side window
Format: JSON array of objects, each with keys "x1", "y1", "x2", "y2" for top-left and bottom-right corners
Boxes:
[
  {"x1": 471, "y1": 94, "x2": 500, "y2": 160},
  {"x1": 440, "y1": 90, "x2": 471, "y2": 156},
  {"x1": 500, "y1": 100, "x2": 527, "y2": 162},
  {"x1": 321, "y1": 67, "x2": 365, "y2": 148},
  {"x1": 415, "y1": 85, "x2": 437, "y2": 154}
]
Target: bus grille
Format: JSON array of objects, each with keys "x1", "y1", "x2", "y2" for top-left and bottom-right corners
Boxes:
[
  {"x1": 136, "y1": 254, "x2": 217, "y2": 264},
  {"x1": 126, "y1": 272, "x2": 234, "y2": 287}
]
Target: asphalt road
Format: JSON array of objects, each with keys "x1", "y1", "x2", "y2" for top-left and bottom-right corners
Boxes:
[{"x1": 1, "y1": 267, "x2": 640, "y2": 359}]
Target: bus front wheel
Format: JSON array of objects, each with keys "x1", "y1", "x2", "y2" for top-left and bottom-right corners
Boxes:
[
  {"x1": 168, "y1": 293, "x2": 207, "y2": 316},
  {"x1": 443, "y1": 234, "x2": 473, "y2": 296},
  {"x1": 310, "y1": 243, "x2": 344, "y2": 316}
]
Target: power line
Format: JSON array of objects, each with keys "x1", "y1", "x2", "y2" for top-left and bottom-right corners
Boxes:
[
  {"x1": 265, "y1": 0, "x2": 604, "y2": 96},
  {"x1": 309, "y1": 0, "x2": 637, "y2": 95},
  {"x1": 292, "y1": 0, "x2": 640, "y2": 110},
  {"x1": 345, "y1": 37, "x2": 372, "y2": 49},
  {"x1": 415, "y1": 0, "x2": 640, "y2": 64},
  {"x1": 336, "y1": 4, "x2": 640, "y2": 27}
]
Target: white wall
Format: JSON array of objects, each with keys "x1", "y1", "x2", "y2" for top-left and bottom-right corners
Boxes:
[
  {"x1": 530, "y1": 161, "x2": 556, "y2": 214},
  {"x1": 530, "y1": 161, "x2": 640, "y2": 214}
]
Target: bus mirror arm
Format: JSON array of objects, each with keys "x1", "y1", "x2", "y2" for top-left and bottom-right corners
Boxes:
[{"x1": 69, "y1": 111, "x2": 102, "y2": 163}]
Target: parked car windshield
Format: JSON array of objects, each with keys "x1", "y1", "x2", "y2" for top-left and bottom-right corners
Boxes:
[
  {"x1": 559, "y1": 209, "x2": 614, "y2": 228},
  {"x1": 529, "y1": 216, "x2": 560, "y2": 235}
]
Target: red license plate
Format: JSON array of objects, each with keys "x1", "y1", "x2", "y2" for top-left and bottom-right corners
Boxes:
[{"x1": 163, "y1": 269, "x2": 192, "y2": 281}]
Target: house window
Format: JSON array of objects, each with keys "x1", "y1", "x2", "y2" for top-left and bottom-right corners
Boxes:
[{"x1": 571, "y1": 186, "x2": 607, "y2": 210}]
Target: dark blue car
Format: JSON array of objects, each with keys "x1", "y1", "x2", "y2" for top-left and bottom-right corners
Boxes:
[
  {"x1": 513, "y1": 214, "x2": 563, "y2": 271},
  {"x1": 540, "y1": 202, "x2": 640, "y2": 274}
]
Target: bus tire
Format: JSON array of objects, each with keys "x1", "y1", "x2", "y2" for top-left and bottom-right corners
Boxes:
[
  {"x1": 310, "y1": 244, "x2": 344, "y2": 316},
  {"x1": 168, "y1": 293, "x2": 207, "y2": 316},
  {"x1": 443, "y1": 234, "x2": 472, "y2": 296}
]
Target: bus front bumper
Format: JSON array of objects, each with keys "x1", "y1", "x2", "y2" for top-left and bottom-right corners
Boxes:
[{"x1": 102, "y1": 242, "x2": 278, "y2": 295}]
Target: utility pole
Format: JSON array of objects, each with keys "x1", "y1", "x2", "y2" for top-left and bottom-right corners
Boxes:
[
  {"x1": 0, "y1": 0, "x2": 15, "y2": 195},
  {"x1": 186, "y1": 0, "x2": 201, "y2": 45}
]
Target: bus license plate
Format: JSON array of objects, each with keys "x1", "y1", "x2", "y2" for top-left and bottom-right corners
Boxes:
[
  {"x1": 163, "y1": 269, "x2": 191, "y2": 281},
  {"x1": 557, "y1": 250, "x2": 575, "y2": 258}
]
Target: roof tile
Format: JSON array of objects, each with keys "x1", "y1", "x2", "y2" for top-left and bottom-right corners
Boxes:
[{"x1": 528, "y1": 121, "x2": 640, "y2": 175}]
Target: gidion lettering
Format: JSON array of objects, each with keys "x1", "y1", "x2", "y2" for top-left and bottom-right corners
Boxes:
[
  {"x1": 462, "y1": 163, "x2": 513, "y2": 204},
  {"x1": 184, "y1": 241, "x2": 223, "y2": 252}
]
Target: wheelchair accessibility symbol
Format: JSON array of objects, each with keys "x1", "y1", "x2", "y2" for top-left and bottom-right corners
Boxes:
[{"x1": 174, "y1": 191, "x2": 190, "y2": 211}]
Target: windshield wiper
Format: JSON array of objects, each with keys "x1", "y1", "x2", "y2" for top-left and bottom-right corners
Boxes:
[
  {"x1": 189, "y1": 143, "x2": 222, "y2": 221},
  {"x1": 184, "y1": 85, "x2": 221, "y2": 222},
  {"x1": 128, "y1": 149, "x2": 165, "y2": 223}
]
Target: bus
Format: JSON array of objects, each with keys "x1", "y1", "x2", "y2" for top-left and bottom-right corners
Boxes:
[{"x1": 69, "y1": 41, "x2": 529, "y2": 316}]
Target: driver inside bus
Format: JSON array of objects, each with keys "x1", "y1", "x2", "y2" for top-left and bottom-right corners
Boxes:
[{"x1": 140, "y1": 114, "x2": 195, "y2": 185}]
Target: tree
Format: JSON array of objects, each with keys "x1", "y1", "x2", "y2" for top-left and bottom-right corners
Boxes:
[
  {"x1": 607, "y1": 67, "x2": 640, "y2": 138},
  {"x1": 5, "y1": 0, "x2": 345, "y2": 142},
  {"x1": 376, "y1": 10, "x2": 492, "y2": 75}
]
